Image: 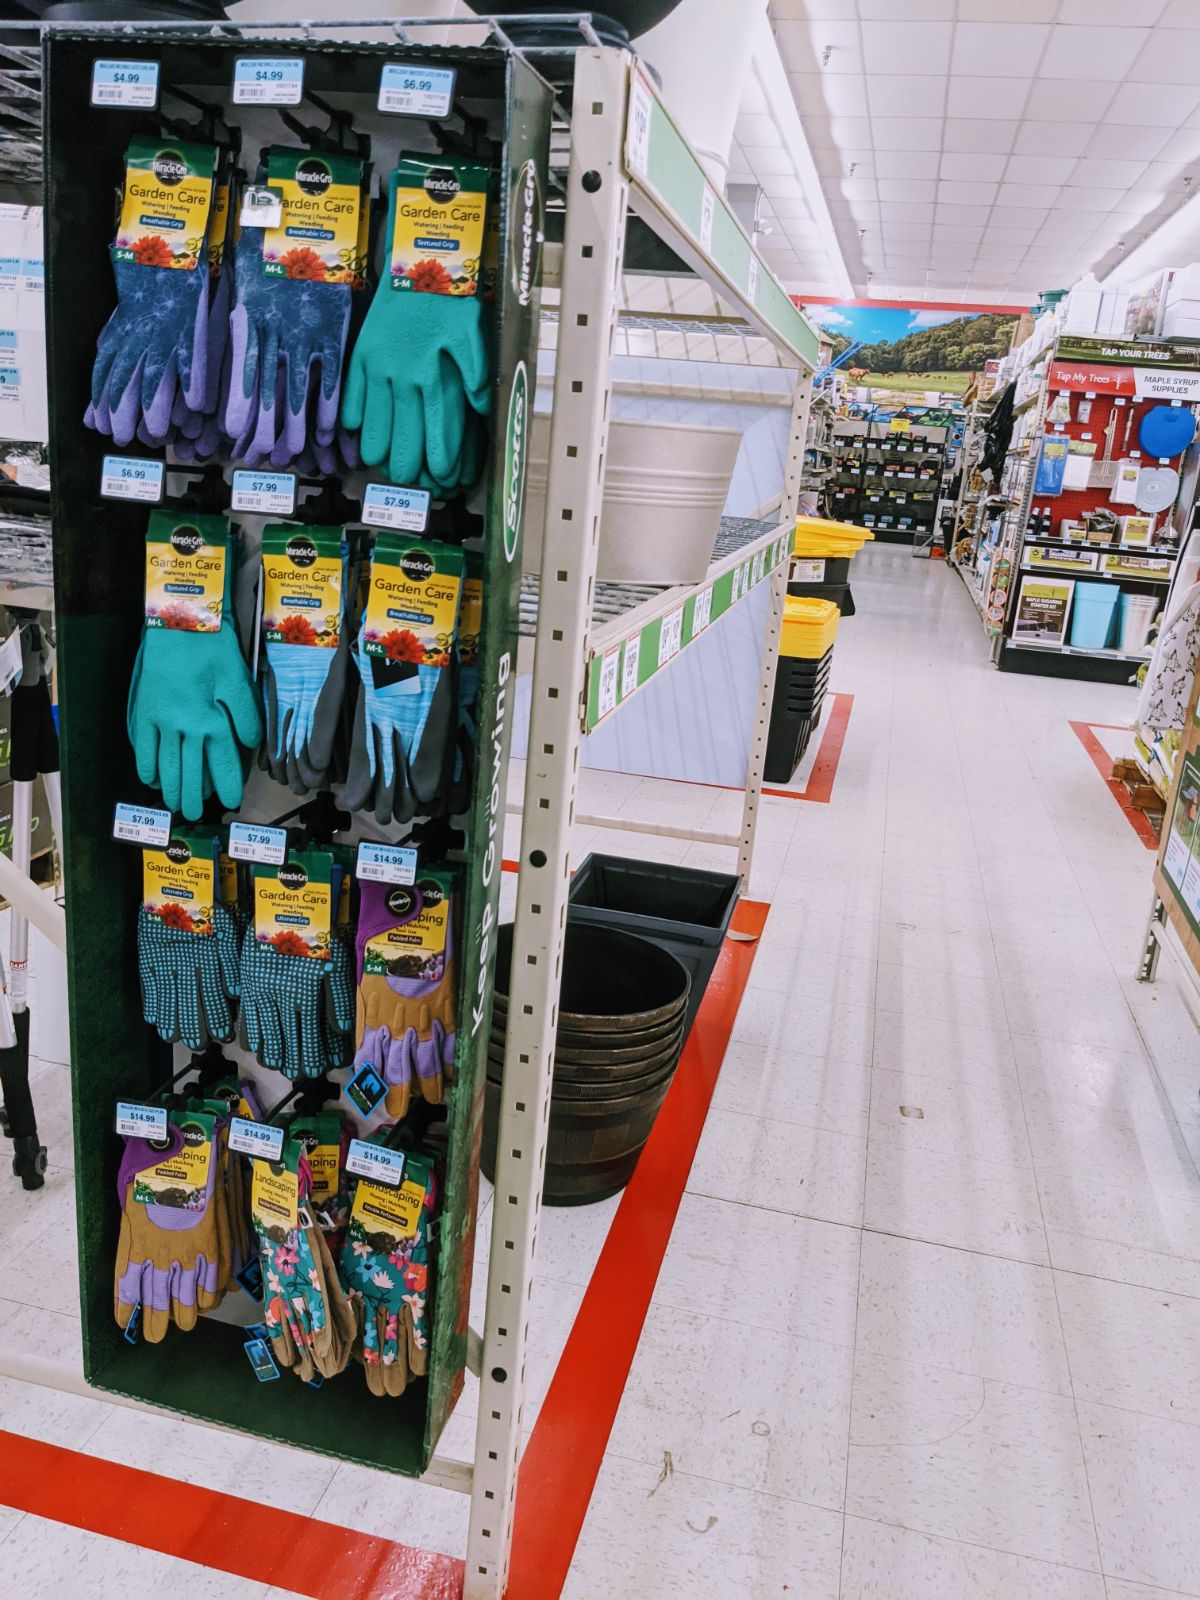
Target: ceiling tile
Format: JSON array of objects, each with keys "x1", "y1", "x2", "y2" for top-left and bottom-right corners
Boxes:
[
  {"x1": 1108, "y1": 189, "x2": 1166, "y2": 213},
  {"x1": 1106, "y1": 80, "x2": 1200, "y2": 126},
  {"x1": 997, "y1": 181, "x2": 1063, "y2": 207},
  {"x1": 827, "y1": 115, "x2": 876, "y2": 148},
  {"x1": 937, "y1": 179, "x2": 998, "y2": 205},
  {"x1": 943, "y1": 118, "x2": 1019, "y2": 155},
  {"x1": 1012, "y1": 120, "x2": 1092, "y2": 158},
  {"x1": 952, "y1": 22, "x2": 1049, "y2": 78},
  {"x1": 1034, "y1": 216, "x2": 1087, "y2": 242},
  {"x1": 840, "y1": 177, "x2": 881, "y2": 202},
  {"x1": 932, "y1": 222, "x2": 985, "y2": 242},
  {"x1": 983, "y1": 225, "x2": 1038, "y2": 245},
  {"x1": 1004, "y1": 153, "x2": 1079, "y2": 184},
  {"x1": 1053, "y1": 185, "x2": 1126, "y2": 211},
  {"x1": 1038, "y1": 26, "x2": 1151, "y2": 82},
  {"x1": 1143, "y1": 159, "x2": 1198, "y2": 189},
  {"x1": 1060, "y1": 0, "x2": 1166, "y2": 19},
  {"x1": 1158, "y1": 127, "x2": 1200, "y2": 164},
  {"x1": 990, "y1": 204, "x2": 1052, "y2": 227},
  {"x1": 1084, "y1": 124, "x2": 1172, "y2": 161},
  {"x1": 748, "y1": 148, "x2": 801, "y2": 177},
  {"x1": 762, "y1": 176, "x2": 805, "y2": 200},
  {"x1": 789, "y1": 71, "x2": 872, "y2": 119},
  {"x1": 858, "y1": 0, "x2": 955, "y2": 16},
  {"x1": 1023, "y1": 79, "x2": 1118, "y2": 122},
  {"x1": 869, "y1": 116, "x2": 945, "y2": 151},
  {"x1": 1069, "y1": 156, "x2": 1151, "y2": 187},
  {"x1": 861, "y1": 19, "x2": 953, "y2": 76},
  {"x1": 875, "y1": 149, "x2": 940, "y2": 180},
  {"x1": 940, "y1": 152, "x2": 1006, "y2": 182},
  {"x1": 734, "y1": 114, "x2": 778, "y2": 146},
  {"x1": 946, "y1": 77, "x2": 1030, "y2": 119},
  {"x1": 878, "y1": 178, "x2": 938, "y2": 202},
  {"x1": 1160, "y1": 0, "x2": 1200, "y2": 22},
  {"x1": 957, "y1": 0, "x2": 1057, "y2": 17},
  {"x1": 1129, "y1": 28, "x2": 1200, "y2": 83},
  {"x1": 868, "y1": 76, "x2": 947, "y2": 117},
  {"x1": 771, "y1": 197, "x2": 822, "y2": 219},
  {"x1": 880, "y1": 201, "x2": 936, "y2": 222},
  {"x1": 885, "y1": 220, "x2": 935, "y2": 241},
  {"x1": 813, "y1": 146, "x2": 853, "y2": 178},
  {"x1": 802, "y1": 19, "x2": 862, "y2": 72},
  {"x1": 935, "y1": 203, "x2": 993, "y2": 224}
]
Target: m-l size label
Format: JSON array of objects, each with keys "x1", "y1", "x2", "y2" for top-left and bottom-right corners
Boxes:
[
  {"x1": 232, "y1": 57, "x2": 304, "y2": 105},
  {"x1": 229, "y1": 1119, "x2": 284, "y2": 1161},
  {"x1": 113, "y1": 802, "x2": 170, "y2": 847},
  {"x1": 378, "y1": 62, "x2": 455, "y2": 118},
  {"x1": 362, "y1": 483, "x2": 430, "y2": 531},
  {"x1": 356, "y1": 841, "x2": 418, "y2": 886},
  {"x1": 91, "y1": 59, "x2": 160, "y2": 108},
  {"x1": 228, "y1": 821, "x2": 287, "y2": 866},
  {"x1": 346, "y1": 1138, "x2": 405, "y2": 1187},
  {"x1": 101, "y1": 455, "x2": 163, "y2": 504},
  {"x1": 115, "y1": 1101, "x2": 168, "y2": 1140},
  {"x1": 231, "y1": 470, "x2": 295, "y2": 516}
]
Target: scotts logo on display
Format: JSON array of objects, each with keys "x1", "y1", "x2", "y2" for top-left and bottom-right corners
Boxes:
[
  {"x1": 278, "y1": 862, "x2": 309, "y2": 893},
  {"x1": 503, "y1": 361, "x2": 528, "y2": 564},
  {"x1": 169, "y1": 524, "x2": 205, "y2": 558},
  {"x1": 424, "y1": 167, "x2": 460, "y2": 204},
  {"x1": 286, "y1": 535, "x2": 317, "y2": 568},
  {"x1": 165, "y1": 838, "x2": 192, "y2": 867},
  {"x1": 399, "y1": 549, "x2": 436, "y2": 583},
  {"x1": 510, "y1": 158, "x2": 543, "y2": 310},
  {"x1": 295, "y1": 156, "x2": 333, "y2": 197},
  {"x1": 151, "y1": 150, "x2": 189, "y2": 187}
]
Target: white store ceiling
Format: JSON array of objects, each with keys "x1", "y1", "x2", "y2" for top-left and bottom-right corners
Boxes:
[{"x1": 738, "y1": 0, "x2": 1200, "y2": 305}]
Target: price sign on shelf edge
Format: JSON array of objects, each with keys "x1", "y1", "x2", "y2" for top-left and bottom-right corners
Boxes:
[
  {"x1": 362, "y1": 482, "x2": 431, "y2": 532},
  {"x1": 228, "y1": 821, "x2": 287, "y2": 867},
  {"x1": 115, "y1": 1101, "x2": 168, "y2": 1141},
  {"x1": 356, "y1": 841, "x2": 419, "y2": 887},
  {"x1": 657, "y1": 605, "x2": 684, "y2": 668},
  {"x1": 597, "y1": 646, "x2": 620, "y2": 721},
  {"x1": 378, "y1": 61, "x2": 456, "y2": 118},
  {"x1": 232, "y1": 57, "x2": 304, "y2": 106},
  {"x1": 621, "y1": 634, "x2": 640, "y2": 700},
  {"x1": 91, "y1": 59, "x2": 160, "y2": 109},
  {"x1": 346, "y1": 1138, "x2": 406, "y2": 1187},
  {"x1": 100, "y1": 455, "x2": 164, "y2": 504},
  {"x1": 628, "y1": 73, "x2": 653, "y2": 176},
  {"x1": 229, "y1": 1119, "x2": 285, "y2": 1162},
  {"x1": 231, "y1": 470, "x2": 295, "y2": 516},
  {"x1": 112, "y1": 802, "x2": 171, "y2": 848}
]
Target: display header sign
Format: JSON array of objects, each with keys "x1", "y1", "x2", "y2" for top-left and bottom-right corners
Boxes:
[
  {"x1": 1055, "y1": 335, "x2": 1200, "y2": 370},
  {"x1": 1011, "y1": 575, "x2": 1074, "y2": 648},
  {"x1": 1049, "y1": 359, "x2": 1200, "y2": 403}
]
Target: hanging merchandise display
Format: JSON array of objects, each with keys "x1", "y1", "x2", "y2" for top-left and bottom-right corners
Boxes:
[{"x1": 47, "y1": 29, "x2": 552, "y2": 1475}]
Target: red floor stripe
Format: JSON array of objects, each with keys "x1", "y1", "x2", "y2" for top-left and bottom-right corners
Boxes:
[
  {"x1": 765, "y1": 690, "x2": 854, "y2": 804},
  {"x1": 1069, "y1": 719, "x2": 1160, "y2": 851},
  {"x1": 0, "y1": 1428, "x2": 463, "y2": 1600},
  {"x1": 506, "y1": 899, "x2": 768, "y2": 1599}
]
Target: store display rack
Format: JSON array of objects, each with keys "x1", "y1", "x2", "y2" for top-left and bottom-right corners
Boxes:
[
  {"x1": 824, "y1": 417, "x2": 947, "y2": 545},
  {"x1": 27, "y1": 20, "x2": 815, "y2": 1600}
]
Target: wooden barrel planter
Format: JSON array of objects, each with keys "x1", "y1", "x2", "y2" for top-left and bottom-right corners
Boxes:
[{"x1": 482, "y1": 923, "x2": 691, "y2": 1205}]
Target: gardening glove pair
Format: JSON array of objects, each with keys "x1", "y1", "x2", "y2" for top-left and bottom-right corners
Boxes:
[
  {"x1": 352, "y1": 880, "x2": 456, "y2": 1119},
  {"x1": 342, "y1": 628, "x2": 458, "y2": 824},
  {"x1": 137, "y1": 902, "x2": 241, "y2": 1052},
  {"x1": 239, "y1": 919, "x2": 353, "y2": 1080},
  {"x1": 256, "y1": 1151, "x2": 356, "y2": 1383}
]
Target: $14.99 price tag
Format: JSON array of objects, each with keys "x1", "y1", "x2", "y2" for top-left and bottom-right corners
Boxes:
[{"x1": 115, "y1": 1101, "x2": 168, "y2": 1141}]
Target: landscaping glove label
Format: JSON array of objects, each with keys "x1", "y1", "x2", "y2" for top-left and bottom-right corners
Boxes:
[
  {"x1": 143, "y1": 831, "x2": 217, "y2": 936},
  {"x1": 116, "y1": 135, "x2": 215, "y2": 271},
  {"x1": 364, "y1": 534, "x2": 463, "y2": 667},
  {"x1": 262, "y1": 146, "x2": 363, "y2": 285},
  {"x1": 362, "y1": 871, "x2": 452, "y2": 980},
  {"x1": 349, "y1": 1161, "x2": 428, "y2": 1248},
  {"x1": 133, "y1": 1110, "x2": 215, "y2": 1209},
  {"x1": 144, "y1": 511, "x2": 228, "y2": 633},
  {"x1": 251, "y1": 1144, "x2": 300, "y2": 1236},
  {"x1": 389, "y1": 153, "x2": 488, "y2": 296},
  {"x1": 253, "y1": 849, "x2": 333, "y2": 959},
  {"x1": 262, "y1": 524, "x2": 343, "y2": 649}
]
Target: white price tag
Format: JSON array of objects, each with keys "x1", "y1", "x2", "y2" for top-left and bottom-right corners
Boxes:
[
  {"x1": 113, "y1": 802, "x2": 171, "y2": 847},
  {"x1": 792, "y1": 558, "x2": 825, "y2": 582},
  {"x1": 657, "y1": 605, "x2": 684, "y2": 667},
  {"x1": 115, "y1": 1101, "x2": 168, "y2": 1141},
  {"x1": 232, "y1": 57, "x2": 304, "y2": 105},
  {"x1": 378, "y1": 62, "x2": 456, "y2": 118},
  {"x1": 0, "y1": 628, "x2": 22, "y2": 694},
  {"x1": 231, "y1": 470, "x2": 296, "y2": 516},
  {"x1": 700, "y1": 183, "x2": 715, "y2": 254},
  {"x1": 597, "y1": 647, "x2": 619, "y2": 721},
  {"x1": 229, "y1": 1118, "x2": 285, "y2": 1161},
  {"x1": 239, "y1": 185, "x2": 283, "y2": 230},
  {"x1": 228, "y1": 821, "x2": 287, "y2": 866},
  {"x1": 628, "y1": 73, "x2": 653, "y2": 176},
  {"x1": 100, "y1": 455, "x2": 163, "y2": 504},
  {"x1": 748, "y1": 256, "x2": 759, "y2": 304},
  {"x1": 356, "y1": 840, "x2": 418, "y2": 886},
  {"x1": 362, "y1": 482, "x2": 431, "y2": 531},
  {"x1": 692, "y1": 586, "x2": 713, "y2": 634},
  {"x1": 91, "y1": 59, "x2": 159, "y2": 108},
  {"x1": 621, "y1": 634, "x2": 640, "y2": 699},
  {"x1": 347, "y1": 1138, "x2": 406, "y2": 1187}
]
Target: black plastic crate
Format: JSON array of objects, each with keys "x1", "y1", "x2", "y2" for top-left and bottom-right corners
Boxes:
[
  {"x1": 786, "y1": 579, "x2": 856, "y2": 617},
  {"x1": 789, "y1": 555, "x2": 850, "y2": 586},
  {"x1": 766, "y1": 653, "x2": 834, "y2": 782},
  {"x1": 567, "y1": 854, "x2": 740, "y2": 1041}
]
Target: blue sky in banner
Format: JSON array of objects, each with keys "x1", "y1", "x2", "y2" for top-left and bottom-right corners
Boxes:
[{"x1": 802, "y1": 304, "x2": 989, "y2": 343}]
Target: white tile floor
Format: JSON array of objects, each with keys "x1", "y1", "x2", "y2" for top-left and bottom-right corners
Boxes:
[{"x1": 0, "y1": 543, "x2": 1198, "y2": 1597}]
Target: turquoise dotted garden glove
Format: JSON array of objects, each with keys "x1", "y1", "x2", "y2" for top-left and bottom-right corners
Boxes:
[{"x1": 137, "y1": 902, "x2": 240, "y2": 1052}]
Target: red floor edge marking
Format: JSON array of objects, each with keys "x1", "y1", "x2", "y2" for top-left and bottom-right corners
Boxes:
[
  {"x1": 505, "y1": 898, "x2": 768, "y2": 1599},
  {"x1": 0, "y1": 1428, "x2": 464, "y2": 1600},
  {"x1": 765, "y1": 690, "x2": 854, "y2": 805},
  {"x1": 1069, "y1": 719, "x2": 1159, "y2": 851}
]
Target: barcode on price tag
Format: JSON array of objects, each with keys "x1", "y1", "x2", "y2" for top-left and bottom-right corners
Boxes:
[
  {"x1": 228, "y1": 821, "x2": 287, "y2": 866},
  {"x1": 597, "y1": 647, "x2": 620, "y2": 721},
  {"x1": 627, "y1": 73, "x2": 653, "y2": 175},
  {"x1": 657, "y1": 605, "x2": 684, "y2": 667},
  {"x1": 347, "y1": 1138, "x2": 405, "y2": 1187},
  {"x1": 621, "y1": 634, "x2": 640, "y2": 699},
  {"x1": 232, "y1": 57, "x2": 304, "y2": 106},
  {"x1": 692, "y1": 586, "x2": 713, "y2": 634},
  {"x1": 91, "y1": 59, "x2": 159, "y2": 108},
  {"x1": 700, "y1": 184, "x2": 715, "y2": 254},
  {"x1": 362, "y1": 482, "x2": 430, "y2": 531},
  {"x1": 113, "y1": 802, "x2": 171, "y2": 847},
  {"x1": 115, "y1": 1102, "x2": 168, "y2": 1141},
  {"x1": 229, "y1": 1119, "x2": 285, "y2": 1161},
  {"x1": 356, "y1": 841, "x2": 418, "y2": 886},
  {"x1": 231, "y1": 470, "x2": 295, "y2": 516},
  {"x1": 101, "y1": 455, "x2": 163, "y2": 504},
  {"x1": 378, "y1": 62, "x2": 456, "y2": 118}
]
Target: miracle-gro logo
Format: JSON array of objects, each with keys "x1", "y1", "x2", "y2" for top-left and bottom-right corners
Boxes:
[
  {"x1": 152, "y1": 149, "x2": 189, "y2": 187},
  {"x1": 169, "y1": 524, "x2": 205, "y2": 557},
  {"x1": 286, "y1": 535, "x2": 317, "y2": 569},
  {"x1": 510, "y1": 158, "x2": 543, "y2": 310}
]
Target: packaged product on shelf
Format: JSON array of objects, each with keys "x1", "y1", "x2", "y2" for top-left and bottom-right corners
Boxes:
[{"x1": 137, "y1": 829, "x2": 240, "y2": 1052}]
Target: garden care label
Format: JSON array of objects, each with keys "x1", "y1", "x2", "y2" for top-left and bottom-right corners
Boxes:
[
  {"x1": 262, "y1": 525, "x2": 342, "y2": 649},
  {"x1": 262, "y1": 147, "x2": 363, "y2": 285},
  {"x1": 116, "y1": 136, "x2": 215, "y2": 271},
  {"x1": 133, "y1": 1110, "x2": 215, "y2": 1210},
  {"x1": 459, "y1": 552, "x2": 483, "y2": 668},
  {"x1": 251, "y1": 1142, "x2": 300, "y2": 1237},
  {"x1": 364, "y1": 534, "x2": 463, "y2": 668},
  {"x1": 145, "y1": 511, "x2": 227, "y2": 633},
  {"x1": 253, "y1": 849, "x2": 332, "y2": 959},
  {"x1": 363, "y1": 870, "x2": 453, "y2": 982},
  {"x1": 349, "y1": 1150, "x2": 430, "y2": 1250},
  {"x1": 143, "y1": 831, "x2": 216, "y2": 936},
  {"x1": 389, "y1": 153, "x2": 487, "y2": 296}
]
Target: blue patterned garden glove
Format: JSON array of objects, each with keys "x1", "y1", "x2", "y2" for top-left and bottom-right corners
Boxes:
[
  {"x1": 340, "y1": 628, "x2": 433, "y2": 823},
  {"x1": 341, "y1": 168, "x2": 489, "y2": 494},
  {"x1": 137, "y1": 902, "x2": 240, "y2": 1052},
  {"x1": 86, "y1": 247, "x2": 210, "y2": 448},
  {"x1": 260, "y1": 550, "x2": 350, "y2": 795},
  {"x1": 224, "y1": 201, "x2": 351, "y2": 469},
  {"x1": 449, "y1": 658, "x2": 480, "y2": 814}
]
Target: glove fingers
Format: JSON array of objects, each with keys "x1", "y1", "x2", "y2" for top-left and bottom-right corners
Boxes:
[
  {"x1": 359, "y1": 373, "x2": 394, "y2": 471},
  {"x1": 388, "y1": 382, "x2": 426, "y2": 488},
  {"x1": 180, "y1": 734, "x2": 207, "y2": 826},
  {"x1": 157, "y1": 727, "x2": 184, "y2": 815},
  {"x1": 423, "y1": 355, "x2": 466, "y2": 487},
  {"x1": 340, "y1": 341, "x2": 367, "y2": 432}
]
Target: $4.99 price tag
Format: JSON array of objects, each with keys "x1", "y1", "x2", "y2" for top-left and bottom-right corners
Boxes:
[
  {"x1": 232, "y1": 57, "x2": 304, "y2": 106},
  {"x1": 113, "y1": 802, "x2": 171, "y2": 848},
  {"x1": 378, "y1": 62, "x2": 456, "y2": 118},
  {"x1": 101, "y1": 455, "x2": 163, "y2": 504},
  {"x1": 91, "y1": 59, "x2": 160, "y2": 108}
]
